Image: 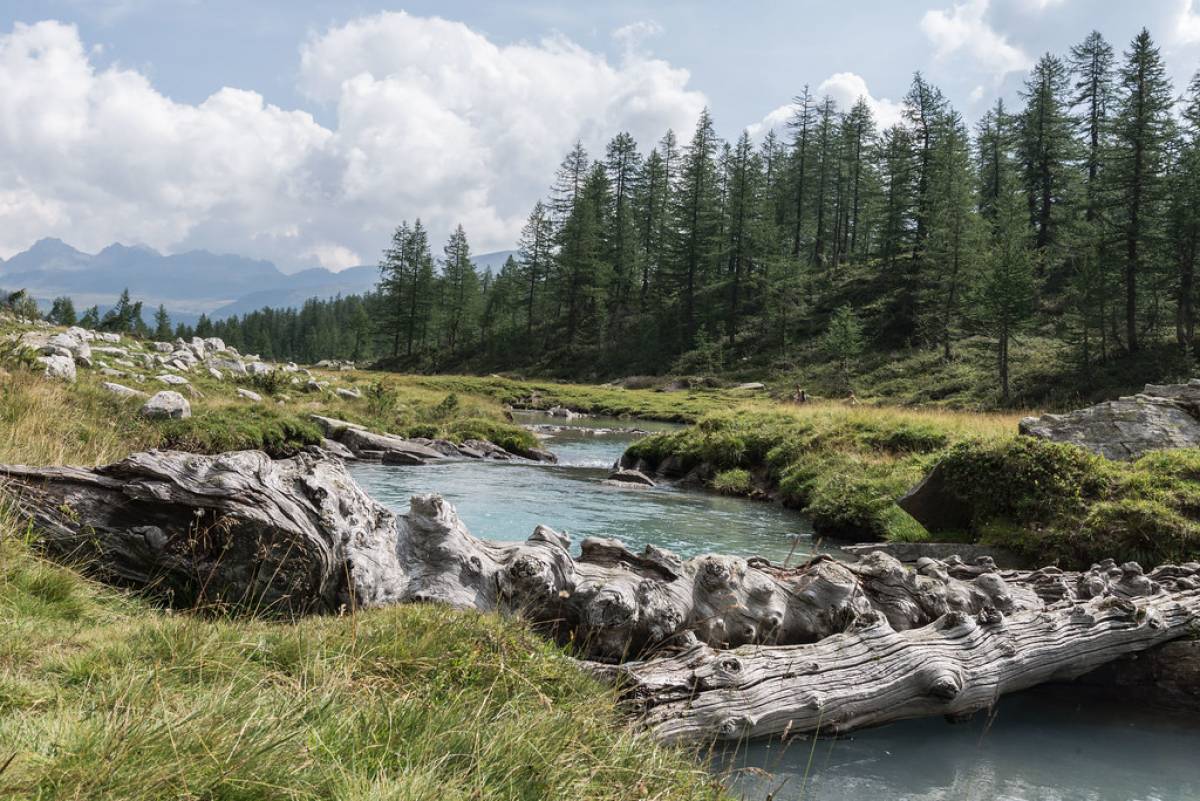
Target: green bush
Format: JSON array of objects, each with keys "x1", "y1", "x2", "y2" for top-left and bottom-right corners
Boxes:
[{"x1": 710, "y1": 468, "x2": 752, "y2": 495}]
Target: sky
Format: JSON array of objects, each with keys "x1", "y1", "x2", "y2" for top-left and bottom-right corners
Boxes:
[{"x1": 0, "y1": 0, "x2": 1198, "y2": 273}]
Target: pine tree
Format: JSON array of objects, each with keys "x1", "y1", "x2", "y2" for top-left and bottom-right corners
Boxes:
[
  {"x1": 48, "y1": 296, "x2": 76, "y2": 326},
  {"x1": 1110, "y1": 29, "x2": 1175, "y2": 352},
  {"x1": 1018, "y1": 53, "x2": 1077, "y2": 263},
  {"x1": 604, "y1": 132, "x2": 643, "y2": 330},
  {"x1": 1171, "y1": 71, "x2": 1200, "y2": 348},
  {"x1": 974, "y1": 193, "x2": 1035, "y2": 402},
  {"x1": 723, "y1": 130, "x2": 763, "y2": 345},
  {"x1": 439, "y1": 225, "x2": 481, "y2": 351},
  {"x1": 924, "y1": 111, "x2": 981, "y2": 358},
  {"x1": 670, "y1": 108, "x2": 722, "y2": 349},
  {"x1": 154, "y1": 304, "x2": 172, "y2": 340},
  {"x1": 517, "y1": 201, "x2": 553, "y2": 337},
  {"x1": 787, "y1": 86, "x2": 817, "y2": 259}
]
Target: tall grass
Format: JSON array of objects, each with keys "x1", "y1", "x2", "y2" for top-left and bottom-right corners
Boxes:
[{"x1": 0, "y1": 520, "x2": 721, "y2": 800}]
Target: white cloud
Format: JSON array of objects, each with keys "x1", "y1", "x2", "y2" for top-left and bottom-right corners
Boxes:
[
  {"x1": 817, "y1": 73, "x2": 904, "y2": 129},
  {"x1": 920, "y1": 0, "x2": 1032, "y2": 78},
  {"x1": 1018, "y1": 0, "x2": 1067, "y2": 11},
  {"x1": 613, "y1": 20, "x2": 663, "y2": 52},
  {"x1": 0, "y1": 14, "x2": 706, "y2": 268},
  {"x1": 1172, "y1": 0, "x2": 1200, "y2": 46},
  {"x1": 746, "y1": 72, "x2": 902, "y2": 138}
]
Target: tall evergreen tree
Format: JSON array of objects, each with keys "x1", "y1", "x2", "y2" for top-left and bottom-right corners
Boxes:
[{"x1": 1110, "y1": 29, "x2": 1175, "y2": 352}]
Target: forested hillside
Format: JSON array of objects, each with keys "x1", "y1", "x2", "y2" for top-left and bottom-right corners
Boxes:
[{"x1": 43, "y1": 27, "x2": 1198, "y2": 408}]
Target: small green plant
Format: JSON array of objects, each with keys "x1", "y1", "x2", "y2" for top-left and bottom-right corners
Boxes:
[
  {"x1": 364, "y1": 381, "x2": 398, "y2": 418},
  {"x1": 711, "y1": 468, "x2": 752, "y2": 495}
]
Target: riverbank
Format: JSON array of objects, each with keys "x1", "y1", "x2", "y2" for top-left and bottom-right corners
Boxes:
[
  {"x1": 621, "y1": 402, "x2": 1200, "y2": 568},
  {"x1": 0, "y1": 320, "x2": 724, "y2": 800}
]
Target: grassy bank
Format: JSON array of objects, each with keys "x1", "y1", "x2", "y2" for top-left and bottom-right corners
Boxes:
[
  {"x1": 624, "y1": 403, "x2": 1200, "y2": 568},
  {"x1": 0, "y1": 323, "x2": 724, "y2": 801},
  {"x1": 0, "y1": 531, "x2": 720, "y2": 800}
]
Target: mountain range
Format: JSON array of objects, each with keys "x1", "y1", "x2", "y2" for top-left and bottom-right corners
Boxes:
[{"x1": 0, "y1": 239, "x2": 517, "y2": 324}]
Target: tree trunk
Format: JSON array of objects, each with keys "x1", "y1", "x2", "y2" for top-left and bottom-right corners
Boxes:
[
  {"x1": 3, "y1": 450, "x2": 1198, "y2": 743},
  {"x1": 604, "y1": 569, "x2": 1200, "y2": 742}
]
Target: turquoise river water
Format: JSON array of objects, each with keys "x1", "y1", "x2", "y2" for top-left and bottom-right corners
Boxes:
[{"x1": 349, "y1": 413, "x2": 1200, "y2": 801}]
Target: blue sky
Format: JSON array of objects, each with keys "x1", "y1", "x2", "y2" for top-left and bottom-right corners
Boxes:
[{"x1": 1, "y1": 0, "x2": 1197, "y2": 270}]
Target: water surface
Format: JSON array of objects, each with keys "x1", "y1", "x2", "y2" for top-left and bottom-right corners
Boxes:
[
  {"x1": 716, "y1": 688, "x2": 1200, "y2": 801},
  {"x1": 348, "y1": 413, "x2": 1200, "y2": 801},
  {"x1": 350, "y1": 412, "x2": 821, "y2": 563}
]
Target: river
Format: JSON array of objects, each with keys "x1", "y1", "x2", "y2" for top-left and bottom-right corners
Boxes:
[{"x1": 348, "y1": 413, "x2": 1200, "y2": 801}]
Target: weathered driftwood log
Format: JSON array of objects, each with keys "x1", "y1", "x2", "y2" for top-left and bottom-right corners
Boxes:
[
  {"x1": 2, "y1": 449, "x2": 1198, "y2": 742},
  {"x1": 0, "y1": 450, "x2": 1042, "y2": 659},
  {"x1": 604, "y1": 570, "x2": 1200, "y2": 742}
]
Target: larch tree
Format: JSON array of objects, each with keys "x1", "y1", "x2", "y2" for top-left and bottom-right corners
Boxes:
[{"x1": 1110, "y1": 28, "x2": 1175, "y2": 352}]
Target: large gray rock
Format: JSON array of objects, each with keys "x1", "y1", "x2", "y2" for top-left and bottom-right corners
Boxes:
[
  {"x1": 36, "y1": 354, "x2": 76, "y2": 383},
  {"x1": 236, "y1": 388, "x2": 263, "y2": 402},
  {"x1": 1020, "y1": 381, "x2": 1200, "y2": 460},
  {"x1": 48, "y1": 331, "x2": 91, "y2": 363},
  {"x1": 140, "y1": 390, "x2": 191, "y2": 420},
  {"x1": 339, "y1": 427, "x2": 445, "y2": 461}
]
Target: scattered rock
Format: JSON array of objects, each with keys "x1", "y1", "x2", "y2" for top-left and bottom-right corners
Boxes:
[
  {"x1": 381, "y1": 450, "x2": 425, "y2": 466},
  {"x1": 246, "y1": 362, "x2": 273, "y2": 376},
  {"x1": 309, "y1": 415, "x2": 366, "y2": 437},
  {"x1": 605, "y1": 468, "x2": 656, "y2": 488},
  {"x1": 36, "y1": 354, "x2": 76, "y2": 383},
  {"x1": 236, "y1": 388, "x2": 263, "y2": 402},
  {"x1": 547, "y1": 405, "x2": 579, "y2": 420},
  {"x1": 208, "y1": 367, "x2": 223, "y2": 380},
  {"x1": 140, "y1": 390, "x2": 191, "y2": 419},
  {"x1": 156, "y1": 374, "x2": 190, "y2": 386},
  {"x1": 336, "y1": 387, "x2": 362, "y2": 400},
  {"x1": 734, "y1": 382, "x2": 766, "y2": 391},
  {"x1": 100, "y1": 382, "x2": 146, "y2": 399},
  {"x1": 317, "y1": 438, "x2": 357, "y2": 461},
  {"x1": 338, "y1": 428, "x2": 445, "y2": 461}
]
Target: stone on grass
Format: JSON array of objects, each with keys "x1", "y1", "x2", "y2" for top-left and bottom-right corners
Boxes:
[
  {"x1": 101, "y1": 382, "x2": 146, "y2": 399},
  {"x1": 236, "y1": 388, "x2": 263, "y2": 402},
  {"x1": 156, "y1": 374, "x2": 190, "y2": 386},
  {"x1": 140, "y1": 390, "x2": 190, "y2": 419},
  {"x1": 37, "y1": 354, "x2": 76, "y2": 383}
]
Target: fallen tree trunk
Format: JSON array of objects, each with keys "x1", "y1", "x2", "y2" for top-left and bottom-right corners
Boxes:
[
  {"x1": 604, "y1": 579, "x2": 1200, "y2": 742},
  {"x1": 2, "y1": 449, "x2": 1198, "y2": 741}
]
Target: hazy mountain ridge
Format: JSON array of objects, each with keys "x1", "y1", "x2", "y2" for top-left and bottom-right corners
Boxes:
[{"x1": 0, "y1": 239, "x2": 517, "y2": 322}]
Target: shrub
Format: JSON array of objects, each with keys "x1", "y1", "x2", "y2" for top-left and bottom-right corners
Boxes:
[{"x1": 710, "y1": 468, "x2": 752, "y2": 495}]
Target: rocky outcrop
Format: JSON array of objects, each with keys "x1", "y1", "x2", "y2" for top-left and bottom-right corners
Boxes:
[{"x1": 1019, "y1": 380, "x2": 1200, "y2": 460}]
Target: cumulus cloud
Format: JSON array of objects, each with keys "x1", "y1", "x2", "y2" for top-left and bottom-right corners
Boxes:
[
  {"x1": 920, "y1": 0, "x2": 1032, "y2": 78},
  {"x1": 1173, "y1": 0, "x2": 1200, "y2": 46},
  {"x1": 0, "y1": 14, "x2": 706, "y2": 269},
  {"x1": 746, "y1": 72, "x2": 902, "y2": 138}
]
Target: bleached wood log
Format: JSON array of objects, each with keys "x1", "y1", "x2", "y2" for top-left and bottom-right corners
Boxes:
[
  {"x1": 602, "y1": 569, "x2": 1200, "y2": 742},
  {"x1": 0, "y1": 450, "x2": 1042, "y2": 660},
  {"x1": 2, "y1": 449, "x2": 1199, "y2": 744}
]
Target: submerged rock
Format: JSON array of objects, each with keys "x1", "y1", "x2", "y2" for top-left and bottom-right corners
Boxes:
[
  {"x1": 605, "y1": 468, "x2": 656, "y2": 488},
  {"x1": 1020, "y1": 380, "x2": 1200, "y2": 460}
]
